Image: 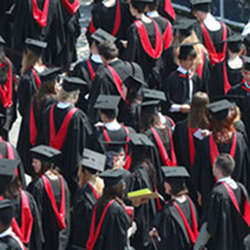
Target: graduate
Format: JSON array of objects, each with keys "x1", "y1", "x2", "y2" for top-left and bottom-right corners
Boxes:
[
  {"x1": 17, "y1": 68, "x2": 60, "y2": 176},
  {"x1": 0, "y1": 199, "x2": 24, "y2": 250},
  {"x1": 0, "y1": 37, "x2": 17, "y2": 140},
  {"x1": 173, "y1": 91, "x2": 210, "y2": 171},
  {"x1": 139, "y1": 100, "x2": 177, "y2": 167},
  {"x1": 0, "y1": 159, "x2": 44, "y2": 250},
  {"x1": 85, "y1": 168, "x2": 131, "y2": 250},
  {"x1": 163, "y1": 43, "x2": 203, "y2": 122},
  {"x1": 151, "y1": 166, "x2": 199, "y2": 250},
  {"x1": 69, "y1": 149, "x2": 106, "y2": 250},
  {"x1": 192, "y1": 99, "x2": 250, "y2": 205},
  {"x1": 87, "y1": 35, "x2": 144, "y2": 124},
  {"x1": 194, "y1": 154, "x2": 250, "y2": 250},
  {"x1": 27, "y1": 145, "x2": 70, "y2": 250},
  {"x1": 191, "y1": 0, "x2": 231, "y2": 66},
  {"x1": 227, "y1": 56, "x2": 250, "y2": 139},
  {"x1": 209, "y1": 34, "x2": 245, "y2": 99},
  {"x1": 17, "y1": 38, "x2": 47, "y2": 117},
  {"x1": 125, "y1": 0, "x2": 164, "y2": 89},
  {"x1": 43, "y1": 77, "x2": 92, "y2": 195}
]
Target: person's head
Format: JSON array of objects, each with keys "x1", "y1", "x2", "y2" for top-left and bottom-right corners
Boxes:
[
  {"x1": 129, "y1": 0, "x2": 147, "y2": 17},
  {"x1": 0, "y1": 200, "x2": 14, "y2": 232},
  {"x1": 213, "y1": 153, "x2": 235, "y2": 179},
  {"x1": 161, "y1": 167, "x2": 190, "y2": 197},
  {"x1": 189, "y1": 91, "x2": 210, "y2": 129},
  {"x1": 90, "y1": 41, "x2": 99, "y2": 55},
  {"x1": 78, "y1": 165, "x2": 98, "y2": 187},
  {"x1": 97, "y1": 41, "x2": 119, "y2": 63},
  {"x1": 191, "y1": 0, "x2": 211, "y2": 22},
  {"x1": 145, "y1": 0, "x2": 158, "y2": 12},
  {"x1": 242, "y1": 57, "x2": 250, "y2": 84},
  {"x1": 178, "y1": 44, "x2": 197, "y2": 70}
]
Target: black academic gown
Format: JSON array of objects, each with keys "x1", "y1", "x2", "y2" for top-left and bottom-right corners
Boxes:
[
  {"x1": 154, "y1": 196, "x2": 199, "y2": 250},
  {"x1": 192, "y1": 132, "x2": 250, "y2": 202},
  {"x1": 227, "y1": 83, "x2": 250, "y2": 140},
  {"x1": 124, "y1": 19, "x2": 164, "y2": 89},
  {"x1": 204, "y1": 182, "x2": 250, "y2": 250},
  {"x1": 17, "y1": 96, "x2": 56, "y2": 176},
  {"x1": 86, "y1": 199, "x2": 130, "y2": 250},
  {"x1": 87, "y1": 59, "x2": 140, "y2": 124},
  {"x1": 27, "y1": 175, "x2": 71, "y2": 250},
  {"x1": 209, "y1": 57, "x2": 244, "y2": 99},
  {"x1": 11, "y1": 191, "x2": 44, "y2": 250},
  {"x1": 69, "y1": 183, "x2": 99, "y2": 250},
  {"x1": 0, "y1": 233, "x2": 23, "y2": 250},
  {"x1": 43, "y1": 104, "x2": 92, "y2": 195},
  {"x1": 163, "y1": 70, "x2": 202, "y2": 122}
]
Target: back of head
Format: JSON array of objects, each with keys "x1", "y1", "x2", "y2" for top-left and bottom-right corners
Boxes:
[
  {"x1": 130, "y1": 0, "x2": 147, "y2": 13},
  {"x1": 214, "y1": 153, "x2": 235, "y2": 177},
  {"x1": 97, "y1": 41, "x2": 119, "y2": 61},
  {"x1": 166, "y1": 177, "x2": 188, "y2": 196}
]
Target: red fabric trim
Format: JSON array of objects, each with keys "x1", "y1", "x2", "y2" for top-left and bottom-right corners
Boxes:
[
  {"x1": 195, "y1": 48, "x2": 205, "y2": 79},
  {"x1": 201, "y1": 22, "x2": 227, "y2": 66},
  {"x1": 31, "y1": 0, "x2": 50, "y2": 28},
  {"x1": 209, "y1": 132, "x2": 237, "y2": 181},
  {"x1": 49, "y1": 104, "x2": 78, "y2": 150},
  {"x1": 162, "y1": 20, "x2": 172, "y2": 50},
  {"x1": 188, "y1": 124, "x2": 198, "y2": 168},
  {"x1": 222, "y1": 182, "x2": 250, "y2": 226},
  {"x1": 88, "y1": 183, "x2": 99, "y2": 200},
  {"x1": 62, "y1": 0, "x2": 80, "y2": 15},
  {"x1": 106, "y1": 65, "x2": 126, "y2": 100},
  {"x1": 12, "y1": 190, "x2": 34, "y2": 244},
  {"x1": 0, "y1": 58, "x2": 13, "y2": 108},
  {"x1": 42, "y1": 175, "x2": 66, "y2": 229},
  {"x1": 164, "y1": 0, "x2": 176, "y2": 20},
  {"x1": 151, "y1": 127, "x2": 176, "y2": 166},
  {"x1": 223, "y1": 60, "x2": 232, "y2": 94},
  {"x1": 173, "y1": 196, "x2": 199, "y2": 245},
  {"x1": 134, "y1": 20, "x2": 163, "y2": 59},
  {"x1": 241, "y1": 84, "x2": 250, "y2": 92},
  {"x1": 29, "y1": 101, "x2": 37, "y2": 146},
  {"x1": 31, "y1": 68, "x2": 41, "y2": 90},
  {"x1": 89, "y1": 20, "x2": 97, "y2": 35},
  {"x1": 87, "y1": 59, "x2": 96, "y2": 82},
  {"x1": 86, "y1": 200, "x2": 115, "y2": 250},
  {"x1": 111, "y1": 0, "x2": 121, "y2": 36}
]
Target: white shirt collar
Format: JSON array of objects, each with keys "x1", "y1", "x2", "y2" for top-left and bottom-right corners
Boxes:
[
  {"x1": 91, "y1": 54, "x2": 103, "y2": 64},
  {"x1": 244, "y1": 82, "x2": 250, "y2": 89},
  {"x1": 217, "y1": 176, "x2": 238, "y2": 189},
  {"x1": 146, "y1": 11, "x2": 159, "y2": 18},
  {"x1": 104, "y1": 120, "x2": 121, "y2": 131},
  {"x1": 57, "y1": 102, "x2": 73, "y2": 109},
  {"x1": 203, "y1": 13, "x2": 221, "y2": 31},
  {"x1": 177, "y1": 66, "x2": 188, "y2": 74},
  {"x1": 0, "y1": 227, "x2": 12, "y2": 238}
]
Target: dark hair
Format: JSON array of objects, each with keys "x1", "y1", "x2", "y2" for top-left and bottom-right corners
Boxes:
[
  {"x1": 146, "y1": 1, "x2": 158, "y2": 11},
  {"x1": 0, "y1": 206, "x2": 13, "y2": 228},
  {"x1": 2, "y1": 177, "x2": 21, "y2": 199},
  {"x1": 99, "y1": 108, "x2": 118, "y2": 120},
  {"x1": 214, "y1": 153, "x2": 235, "y2": 176},
  {"x1": 97, "y1": 41, "x2": 119, "y2": 60},
  {"x1": 188, "y1": 91, "x2": 210, "y2": 129},
  {"x1": 139, "y1": 111, "x2": 158, "y2": 132},
  {"x1": 228, "y1": 42, "x2": 243, "y2": 54},
  {"x1": 166, "y1": 178, "x2": 188, "y2": 196},
  {"x1": 178, "y1": 46, "x2": 197, "y2": 60},
  {"x1": 130, "y1": 0, "x2": 147, "y2": 13},
  {"x1": 33, "y1": 161, "x2": 60, "y2": 179}
]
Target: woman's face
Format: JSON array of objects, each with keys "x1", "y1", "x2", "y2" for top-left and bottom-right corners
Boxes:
[
  {"x1": 54, "y1": 80, "x2": 61, "y2": 94},
  {"x1": 129, "y1": 3, "x2": 137, "y2": 17},
  {"x1": 32, "y1": 158, "x2": 42, "y2": 174},
  {"x1": 164, "y1": 181, "x2": 171, "y2": 195}
]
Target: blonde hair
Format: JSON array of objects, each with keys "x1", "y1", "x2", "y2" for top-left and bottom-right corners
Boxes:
[
  {"x1": 58, "y1": 88, "x2": 80, "y2": 103},
  {"x1": 175, "y1": 31, "x2": 208, "y2": 71},
  {"x1": 21, "y1": 49, "x2": 42, "y2": 76}
]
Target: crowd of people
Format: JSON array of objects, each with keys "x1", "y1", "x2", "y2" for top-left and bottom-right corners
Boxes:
[{"x1": 0, "y1": 0, "x2": 249, "y2": 249}]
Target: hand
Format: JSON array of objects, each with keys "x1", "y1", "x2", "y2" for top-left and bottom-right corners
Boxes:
[
  {"x1": 201, "y1": 129, "x2": 210, "y2": 137},
  {"x1": 180, "y1": 104, "x2": 191, "y2": 114},
  {"x1": 131, "y1": 197, "x2": 149, "y2": 207},
  {"x1": 120, "y1": 40, "x2": 128, "y2": 48},
  {"x1": 149, "y1": 227, "x2": 161, "y2": 241}
]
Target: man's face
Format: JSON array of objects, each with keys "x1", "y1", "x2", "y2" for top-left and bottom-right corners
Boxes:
[
  {"x1": 192, "y1": 10, "x2": 203, "y2": 22},
  {"x1": 180, "y1": 56, "x2": 196, "y2": 71}
]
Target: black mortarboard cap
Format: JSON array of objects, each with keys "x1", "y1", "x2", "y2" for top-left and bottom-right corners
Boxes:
[
  {"x1": 222, "y1": 34, "x2": 244, "y2": 52},
  {"x1": 0, "y1": 199, "x2": 14, "y2": 226},
  {"x1": 173, "y1": 19, "x2": 196, "y2": 37},
  {"x1": 81, "y1": 148, "x2": 106, "y2": 172},
  {"x1": 0, "y1": 159, "x2": 18, "y2": 191},
  {"x1": 0, "y1": 36, "x2": 6, "y2": 45},
  {"x1": 206, "y1": 99, "x2": 234, "y2": 120},
  {"x1": 132, "y1": 0, "x2": 155, "y2": 3},
  {"x1": 141, "y1": 100, "x2": 161, "y2": 114},
  {"x1": 142, "y1": 88, "x2": 166, "y2": 102},
  {"x1": 190, "y1": 0, "x2": 211, "y2": 12},
  {"x1": 177, "y1": 42, "x2": 198, "y2": 60},
  {"x1": 30, "y1": 145, "x2": 61, "y2": 164},
  {"x1": 129, "y1": 133, "x2": 154, "y2": 147},
  {"x1": 94, "y1": 95, "x2": 121, "y2": 110},
  {"x1": 62, "y1": 77, "x2": 88, "y2": 92},
  {"x1": 39, "y1": 68, "x2": 61, "y2": 83},
  {"x1": 243, "y1": 56, "x2": 250, "y2": 71},
  {"x1": 100, "y1": 168, "x2": 125, "y2": 187},
  {"x1": 91, "y1": 29, "x2": 117, "y2": 44},
  {"x1": 25, "y1": 38, "x2": 47, "y2": 55},
  {"x1": 161, "y1": 166, "x2": 190, "y2": 179}
]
